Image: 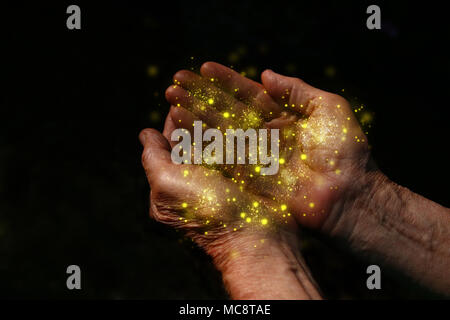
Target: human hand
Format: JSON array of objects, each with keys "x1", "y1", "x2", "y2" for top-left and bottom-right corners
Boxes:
[
  {"x1": 163, "y1": 62, "x2": 450, "y2": 296},
  {"x1": 165, "y1": 62, "x2": 370, "y2": 229},
  {"x1": 139, "y1": 127, "x2": 322, "y2": 299}
]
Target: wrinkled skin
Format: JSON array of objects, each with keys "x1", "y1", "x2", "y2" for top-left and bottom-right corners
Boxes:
[
  {"x1": 162, "y1": 62, "x2": 370, "y2": 229},
  {"x1": 140, "y1": 62, "x2": 450, "y2": 298}
]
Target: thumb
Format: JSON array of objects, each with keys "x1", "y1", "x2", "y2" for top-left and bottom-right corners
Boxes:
[
  {"x1": 139, "y1": 128, "x2": 172, "y2": 183},
  {"x1": 261, "y1": 69, "x2": 320, "y2": 115}
]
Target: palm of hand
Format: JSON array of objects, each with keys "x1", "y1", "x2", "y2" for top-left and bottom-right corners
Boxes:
[{"x1": 162, "y1": 62, "x2": 369, "y2": 230}]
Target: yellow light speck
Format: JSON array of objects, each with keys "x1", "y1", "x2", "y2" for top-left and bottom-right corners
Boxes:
[
  {"x1": 335, "y1": 169, "x2": 341, "y2": 175},
  {"x1": 253, "y1": 201, "x2": 259, "y2": 208},
  {"x1": 246, "y1": 217, "x2": 251, "y2": 223},
  {"x1": 223, "y1": 112, "x2": 230, "y2": 118},
  {"x1": 342, "y1": 127, "x2": 348, "y2": 133},
  {"x1": 279, "y1": 158, "x2": 285, "y2": 164},
  {"x1": 255, "y1": 166, "x2": 261, "y2": 173},
  {"x1": 261, "y1": 218, "x2": 268, "y2": 225},
  {"x1": 183, "y1": 169, "x2": 189, "y2": 177},
  {"x1": 309, "y1": 202, "x2": 315, "y2": 208},
  {"x1": 240, "y1": 212, "x2": 246, "y2": 218},
  {"x1": 181, "y1": 202, "x2": 188, "y2": 208},
  {"x1": 208, "y1": 98, "x2": 214, "y2": 105},
  {"x1": 204, "y1": 231, "x2": 208, "y2": 235},
  {"x1": 281, "y1": 204, "x2": 287, "y2": 211},
  {"x1": 300, "y1": 154, "x2": 307, "y2": 160}
]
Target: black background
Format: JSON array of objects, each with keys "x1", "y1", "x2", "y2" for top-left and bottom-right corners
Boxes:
[{"x1": 1, "y1": 1, "x2": 449, "y2": 299}]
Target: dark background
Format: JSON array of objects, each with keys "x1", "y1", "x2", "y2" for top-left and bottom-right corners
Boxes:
[{"x1": 1, "y1": 1, "x2": 449, "y2": 299}]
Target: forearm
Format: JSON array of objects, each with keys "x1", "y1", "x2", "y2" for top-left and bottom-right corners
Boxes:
[
  {"x1": 324, "y1": 171, "x2": 450, "y2": 295},
  {"x1": 207, "y1": 230, "x2": 322, "y2": 300}
]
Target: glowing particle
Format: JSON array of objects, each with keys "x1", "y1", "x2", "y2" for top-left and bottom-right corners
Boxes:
[
  {"x1": 279, "y1": 158, "x2": 285, "y2": 164},
  {"x1": 342, "y1": 127, "x2": 348, "y2": 133},
  {"x1": 208, "y1": 98, "x2": 214, "y2": 105},
  {"x1": 255, "y1": 166, "x2": 261, "y2": 173},
  {"x1": 147, "y1": 65, "x2": 159, "y2": 77},
  {"x1": 335, "y1": 169, "x2": 341, "y2": 175},
  {"x1": 253, "y1": 201, "x2": 259, "y2": 208},
  {"x1": 181, "y1": 202, "x2": 188, "y2": 208},
  {"x1": 204, "y1": 231, "x2": 208, "y2": 235},
  {"x1": 246, "y1": 217, "x2": 251, "y2": 223},
  {"x1": 176, "y1": 103, "x2": 181, "y2": 107},
  {"x1": 300, "y1": 154, "x2": 307, "y2": 160},
  {"x1": 337, "y1": 104, "x2": 341, "y2": 109},
  {"x1": 183, "y1": 169, "x2": 189, "y2": 177},
  {"x1": 281, "y1": 204, "x2": 287, "y2": 211},
  {"x1": 233, "y1": 228, "x2": 237, "y2": 231},
  {"x1": 261, "y1": 218, "x2": 268, "y2": 225},
  {"x1": 309, "y1": 202, "x2": 315, "y2": 208},
  {"x1": 240, "y1": 212, "x2": 246, "y2": 218},
  {"x1": 223, "y1": 112, "x2": 230, "y2": 118}
]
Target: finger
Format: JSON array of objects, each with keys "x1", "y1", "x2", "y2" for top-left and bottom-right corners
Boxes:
[
  {"x1": 200, "y1": 62, "x2": 282, "y2": 118},
  {"x1": 165, "y1": 85, "x2": 238, "y2": 130},
  {"x1": 162, "y1": 110, "x2": 177, "y2": 143},
  {"x1": 261, "y1": 69, "x2": 321, "y2": 116},
  {"x1": 173, "y1": 70, "x2": 246, "y2": 112},
  {"x1": 163, "y1": 106, "x2": 199, "y2": 147},
  {"x1": 139, "y1": 128, "x2": 173, "y2": 183}
]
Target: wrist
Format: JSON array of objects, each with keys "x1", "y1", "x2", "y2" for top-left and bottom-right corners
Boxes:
[
  {"x1": 321, "y1": 168, "x2": 388, "y2": 239},
  {"x1": 206, "y1": 229, "x2": 322, "y2": 299}
]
